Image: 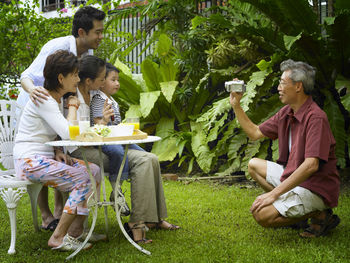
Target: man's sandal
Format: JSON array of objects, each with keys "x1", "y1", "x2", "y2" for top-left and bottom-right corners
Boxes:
[
  {"x1": 283, "y1": 219, "x2": 309, "y2": 230},
  {"x1": 41, "y1": 218, "x2": 59, "y2": 232},
  {"x1": 123, "y1": 222, "x2": 152, "y2": 244},
  {"x1": 146, "y1": 220, "x2": 180, "y2": 230},
  {"x1": 299, "y1": 210, "x2": 340, "y2": 238}
]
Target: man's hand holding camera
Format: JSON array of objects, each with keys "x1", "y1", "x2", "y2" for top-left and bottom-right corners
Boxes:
[{"x1": 227, "y1": 78, "x2": 245, "y2": 109}]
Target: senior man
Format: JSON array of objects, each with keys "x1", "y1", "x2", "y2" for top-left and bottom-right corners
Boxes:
[{"x1": 230, "y1": 59, "x2": 340, "y2": 237}]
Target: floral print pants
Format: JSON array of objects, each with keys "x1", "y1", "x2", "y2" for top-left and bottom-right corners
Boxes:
[{"x1": 15, "y1": 155, "x2": 101, "y2": 216}]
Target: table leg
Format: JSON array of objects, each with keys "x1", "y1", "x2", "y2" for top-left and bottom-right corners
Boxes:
[
  {"x1": 98, "y1": 145, "x2": 110, "y2": 237},
  {"x1": 66, "y1": 148, "x2": 99, "y2": 260},
  {"x1": 114, "y1": 145, "x2": 151, "y2": 256}
]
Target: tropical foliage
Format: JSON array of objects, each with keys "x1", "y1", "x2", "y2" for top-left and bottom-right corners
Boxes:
[{"x1": 109, "y1": 0, "x2": 350, "y2": 176}]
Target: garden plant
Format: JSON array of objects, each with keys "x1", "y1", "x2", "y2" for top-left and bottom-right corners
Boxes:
[
  {"x1": 0, "y1": 0, "x2": 350, "y2": 262},
  {"x1": 108, "y1": 0, "x2": 350, "y2": 177}
]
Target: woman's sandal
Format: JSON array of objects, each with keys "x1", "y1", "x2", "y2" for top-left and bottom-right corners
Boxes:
[
  {"x1": 146, "y1": 220, "x2": 180, "y2": 230},
  {"x1": 299, "y1": 210, "x2": 340, "y2": 238},
  {"x1": 123, "y1": 222, "x2": 152, "y2": 244}
]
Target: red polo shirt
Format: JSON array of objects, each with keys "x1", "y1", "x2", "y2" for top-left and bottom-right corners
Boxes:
[{"x1": 259, "y1": 96, "x2": 339, "y2": 208}]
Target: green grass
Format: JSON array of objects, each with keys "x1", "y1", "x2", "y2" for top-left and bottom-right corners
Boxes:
[{"x1": 1, "y1": 180, "x2": 350, "y2": 263}]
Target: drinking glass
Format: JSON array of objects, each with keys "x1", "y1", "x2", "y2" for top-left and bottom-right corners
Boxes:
[
  {"x1": 68, "y1": 120, "x2": 80, "y2": 140},
  {"x1": 125, "y1": 117, "x2": 140, "y2": 130},
  {"x1": 79, "y1": 116, "x2": 90, "y2": 134}
]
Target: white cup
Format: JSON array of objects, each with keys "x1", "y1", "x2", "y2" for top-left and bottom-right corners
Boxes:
[{"x1": 79, "y1": 116, "x2": 90, "y2": 134}]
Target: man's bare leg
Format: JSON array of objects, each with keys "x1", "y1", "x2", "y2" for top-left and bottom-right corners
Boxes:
[
  {"x1": 66, "y1": 215, "x2": 86, "y2": 238},
  {"x1": 251, "y1": 204, "x2": 316, "y2": 228},
  {"x1": 37, "y1": 186, "x2": 56, "y2": 228},
  {"x1": 248, "y1": 158, "x2": 274, "y2": 192},
  {"x1": 54, "y1": 189, "x2": 64, "y2": 220}
]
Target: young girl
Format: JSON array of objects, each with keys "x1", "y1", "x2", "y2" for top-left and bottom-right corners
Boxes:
[{"x1": 90, "y1": 63, "x2": 144, "y2": 213}]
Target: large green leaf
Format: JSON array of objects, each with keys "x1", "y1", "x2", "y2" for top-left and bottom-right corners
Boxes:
[
  {"x1": 323, "y1": 92, "x2": 347, "y2": 168},
  {"x1": 117, "y1": 71, "x2": 142, "y2": 105},
  {"x1": 125, "y1": 105, "x2": 141, "y2": 119},
  {"x1": 151, "y1": 118, "x2": 178, "y2": 161},
  {"x1": 283, "y1": 32, "x2": 302, "y2": 51},
  {"x1": 341, "y1": 93, "x2": 350, "y2": 112},
  {"x1": 215, "y1": 121, "x2": 239, "y2": 157},
  {"x1": 335, "y1": 75, "x2": 350, "y2": 112},
  {"x1": 335, "y1": 0, "x2": 350, "y2": 12},
  {"x1": 190, "y1": 121, "x2": 215, "y2": 173},
  {"x1": 215, "y1": 158, "x2": 241, "y2": 176},
  {"x1": 208, "y1": 13, "x2": 233, "y2": 29},
  {"x1": 238, "y1": 0, "x2": 319, "y2": 36},
  {"x1": 272, "y1": 139, "x2": 279, "y2": 161},
  {"x1": 160, "y1": 60, "x2": 178, "y2": 82},
  {"x1": 241, "y1": 140, "x2": 261, "y2": 174},
  {"x1": 196, "y1": 97, "x2": 231, "y2": 130},
  {"x1": 141, "y1": 59, "x2": 162, "y2": 91},
  {"x1": 160, "y1": 81, "x2": 178, "y2": 103},
  {"x1": 227, "y1": 132, "x2": 247, "y2": 161},
  {"x1": 114, "y1": 58, "x2": 132, "y2": 78},
  {"x1": 191, "y1": 15, "x2": 207, "y2": 29},
  {"x1": 132, "y1": 74, "x2": 147, "y2": 92},
  {"x1": 241, "y1": 70, "x2": 270, "y2": 112},
  {"x1": 156, "y1": 33, "x2": 172, "y2": 57},
  {"x1": 207, "y1": 113, "x2": 228, "y2": 142},
  {"x1": 255, "y1": 139, "x2": 270, "y2": 160},
  {"x1": 140, "y1": 91, "x2": 161, "y2": 118}
]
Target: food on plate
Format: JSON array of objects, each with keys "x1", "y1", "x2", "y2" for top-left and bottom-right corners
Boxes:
[{"x1": 87, "y1": 124, "x2": 111, "y2": 137}]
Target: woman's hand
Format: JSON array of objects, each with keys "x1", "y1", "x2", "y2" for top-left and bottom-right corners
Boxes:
[
  {"x1": 67, "y1": 95, "x2": 80, "y2": 109},
  {"x1": 102, "y1": 100, "x2": 114, "y2": 124},
  {"x1": 54, "y1": 149, "x2": 73, "y2": 166}
]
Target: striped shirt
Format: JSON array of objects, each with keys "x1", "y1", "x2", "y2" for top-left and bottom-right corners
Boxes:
[{"x1": 90, "y1": 90, "x2": 121, "y2": 126}]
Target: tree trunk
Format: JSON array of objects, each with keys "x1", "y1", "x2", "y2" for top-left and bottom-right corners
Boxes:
[
  {"x1": 328, "y1": 0, "x2": 334, "y2": 17},
  {"x1": 312, "y1": 0, "x2": 320, "y2": 23}
]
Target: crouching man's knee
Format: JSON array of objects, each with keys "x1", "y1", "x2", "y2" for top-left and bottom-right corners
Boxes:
[
  {"x1": 248, "y1": 158, "x2": 265, "y2": 180},
  {"x1": 251, "y1": 208, "x2": 279, "y2": 228}
]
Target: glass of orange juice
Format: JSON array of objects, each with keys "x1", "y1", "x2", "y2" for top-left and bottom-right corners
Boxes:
[
  {"x1": 68, "y1": 120, "x2": 80, "y2": 140},
  {"x1": 125, "y1": 117, "x2": 140, "y2": 134}
]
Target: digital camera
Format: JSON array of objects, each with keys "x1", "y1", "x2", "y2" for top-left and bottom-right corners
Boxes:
[{"x1": 225, "y1": 80, "x2": 246, "y2": 93}]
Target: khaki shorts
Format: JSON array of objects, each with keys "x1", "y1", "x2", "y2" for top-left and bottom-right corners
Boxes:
[{"x1": 266, "y1": 161, "x2": 327, "y2": 218}]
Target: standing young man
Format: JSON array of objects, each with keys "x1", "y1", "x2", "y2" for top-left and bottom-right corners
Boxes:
[
  {"x1": 230, "y1": 59, "x2": 340, "y2": 237},
  {"x1": 18, "y1": 6, "x2": 105, "y2": 107},
  {"x1": 17, "y1": 6, "x2": 105, "y2": 232}
]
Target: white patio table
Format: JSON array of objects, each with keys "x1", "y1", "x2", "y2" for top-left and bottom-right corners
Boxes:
[{"x1": 46, "y1": 135, "x2": 161, "y2": 260}]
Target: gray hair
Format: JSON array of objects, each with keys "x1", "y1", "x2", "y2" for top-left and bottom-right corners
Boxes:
[{"x1": 280, "y1": 59, "x2": 316, "y2": 95}]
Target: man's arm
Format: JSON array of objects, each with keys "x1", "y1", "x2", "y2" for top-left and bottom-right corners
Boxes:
[
  {"x1": 20, "y1": 38, "x2": 65, "y2": 106},
  {"x1": 250, "y1": 157, "x2": 319, "y2": 213},
  {"x1": 20, "y1": 78, "x2": 49, "y2": 106},
  {"x1": 230, "y1": 92, "x2": 265, "y2": 141}
]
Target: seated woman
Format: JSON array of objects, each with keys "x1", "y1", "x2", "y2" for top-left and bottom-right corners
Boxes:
[
  {"x1": 70, "y1": 56, "x2": 180, "y2": 244},
  {"x1": 14, "y1": 50, "x2": 101, "y2": 251}
]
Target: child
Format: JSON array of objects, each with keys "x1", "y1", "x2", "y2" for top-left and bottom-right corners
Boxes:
[{"x1": 90, "y1": 63, "x2": 144, "y2": 215}]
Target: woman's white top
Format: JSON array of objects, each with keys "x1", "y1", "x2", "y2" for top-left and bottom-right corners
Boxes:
[{"x1": 13, "y1": 96, "x2": 69, "y2": 159}]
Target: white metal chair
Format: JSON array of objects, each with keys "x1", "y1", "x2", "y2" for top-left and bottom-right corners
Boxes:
[{"x1": 0, "y1": 100, "x2": 43, "y2": 254}]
